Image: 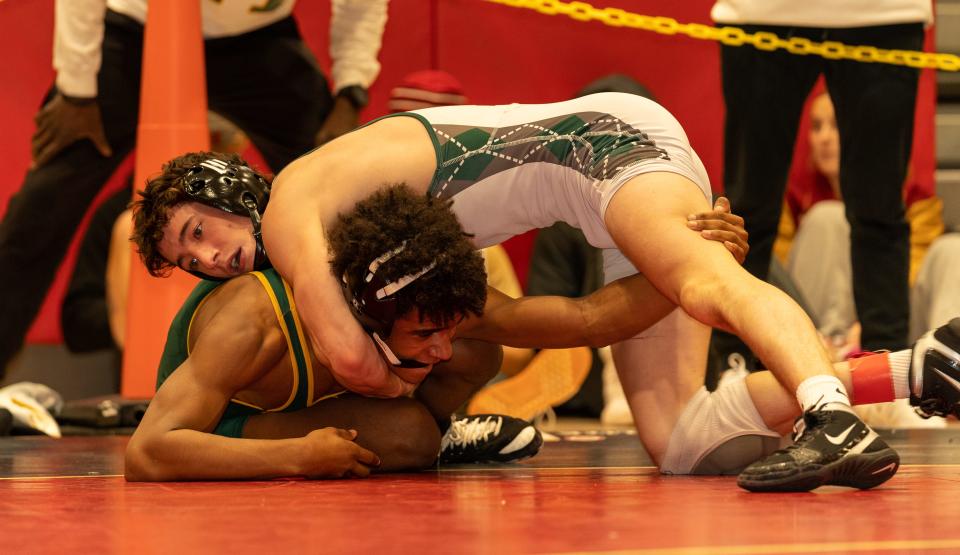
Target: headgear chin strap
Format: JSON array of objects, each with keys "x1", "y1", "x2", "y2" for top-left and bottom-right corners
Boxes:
[
  {"x1": 341, "y1": 240, "x2": 437, "y2": 369},
  {"x1": 183, "y1": 157, "x2": 272, "y2": 280}
]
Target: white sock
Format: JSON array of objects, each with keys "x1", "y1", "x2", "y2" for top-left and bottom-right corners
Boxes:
[
  {"x1": 889, "y1": 349, "x2": 912, "y2": 399},
  {"x1": 796, "y1": 375, "x2": 851, "y2": 412}
]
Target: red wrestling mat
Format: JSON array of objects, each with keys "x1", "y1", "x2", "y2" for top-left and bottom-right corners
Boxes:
[{"x1": 2, "y1": 431, "x2": 960, "y2": 554}]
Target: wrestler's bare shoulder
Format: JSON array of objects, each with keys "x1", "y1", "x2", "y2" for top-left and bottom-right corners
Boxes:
[
  {"x1": 188, "y1": 274, "x2": 282, "y2": 350},
  {"x1": 272, "y1": 115, "x2": 436, "y2": 199}
]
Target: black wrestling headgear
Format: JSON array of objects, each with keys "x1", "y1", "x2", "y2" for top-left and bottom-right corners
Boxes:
[
  {"x1": 341, "y1": 240, "x2": 437, "y2": 368},
  {"x1": 183, "y1": 157, "x2": 271, "y2": 280}
]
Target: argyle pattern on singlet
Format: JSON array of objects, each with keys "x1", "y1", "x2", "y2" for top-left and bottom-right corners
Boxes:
[{"x1": 430, "y1": 112, "x2": 669, "y2": 199}]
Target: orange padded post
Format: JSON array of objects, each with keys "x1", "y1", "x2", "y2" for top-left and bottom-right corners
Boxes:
[{"x1": 122, "y1": 1, "x2": 209, "y2": 398}]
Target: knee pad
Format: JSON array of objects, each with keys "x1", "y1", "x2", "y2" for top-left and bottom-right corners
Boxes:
[{"x1": 660, "y1": 378, "x2": 781, "y2": 475}]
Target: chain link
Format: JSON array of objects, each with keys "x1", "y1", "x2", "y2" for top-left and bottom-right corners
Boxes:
[{"x1": 486, "y1": 0, "x2": 960, "y2": 72}]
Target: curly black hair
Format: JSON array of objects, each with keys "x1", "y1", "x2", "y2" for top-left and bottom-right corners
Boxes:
[
  {"x1": 328, "y1": 184, "x2": 487, "y2": 329},
  {"x1": 130, "y1": 151, "x2": 269, "y2": 277}
]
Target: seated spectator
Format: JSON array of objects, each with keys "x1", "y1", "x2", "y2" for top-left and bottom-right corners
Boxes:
[{"x1": 910, "y1": 232, "x2": 960, "y2": 341}]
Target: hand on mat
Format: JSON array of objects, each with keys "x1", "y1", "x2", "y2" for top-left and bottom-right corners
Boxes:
[
  {"x1": 686, "y1": 196, "x2": 749, "y2": 264},
  {"x1": 315, "y1": 96, "x2": 360, "y2": 146},
  {"x1": 31, "y1": 93, "x2": 113, "y2": 169},
  {"x1": 301, "y1": 427, "x2": 381, "y2": 479}
]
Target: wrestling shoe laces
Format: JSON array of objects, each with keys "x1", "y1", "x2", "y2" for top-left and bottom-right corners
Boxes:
[
  {"x1": 910, "y1": 318, "x2": 960, "y2": 418},
  {"x1": 737, "y1": 405, "x2": 899, "y2": 492},
  {"x1": 439, "y1": 414, "x2": 543, "y2": 465}
]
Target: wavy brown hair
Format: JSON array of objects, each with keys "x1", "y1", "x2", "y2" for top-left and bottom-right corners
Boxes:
[
  {"x1": 328, "y1": 184, "x2": 487, "y2": 328},
  {"x1": 130, "y1": 151, "x2": 267, "y2": 277}
]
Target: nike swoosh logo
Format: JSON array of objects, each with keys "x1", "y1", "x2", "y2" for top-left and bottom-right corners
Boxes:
[
  {"x1": 872, "y1": 462, "x2": 898, "y2": 475},
  {"x1": 933, "y1": 368, "x2": 960, "y2": 394},
  {"x1": 825, "y1": 423, "x2": 858, "y2": 445}
]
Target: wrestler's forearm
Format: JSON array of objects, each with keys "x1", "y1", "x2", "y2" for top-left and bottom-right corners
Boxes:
[
  {"x1": 294, "y1": 277, "x2": 414, "y2": 397},
  {"x1": 263, "y1": 193, "x2": 411, "y2": 398},
  {"x1": 466, "y1": 276, "x2": 676, "y2": 348},
  {"x1": 125, "y1": 430, "x2": 306, "y2": 481}
]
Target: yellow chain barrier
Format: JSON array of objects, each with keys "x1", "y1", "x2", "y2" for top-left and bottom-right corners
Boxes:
[{"x1": 485, "y1": 0, "x2": 960, "y2": 72}]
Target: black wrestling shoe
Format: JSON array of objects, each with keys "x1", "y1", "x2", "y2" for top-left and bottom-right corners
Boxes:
[
  {"x1": 439, "y1": 414, "x2": 543, "y2": 464},
  {"x1": 737, "y1": 406, "x2": 899, "y2": 492},
  {"x1": 910, "y1": 318, "x2": 960, "y2": 418}
]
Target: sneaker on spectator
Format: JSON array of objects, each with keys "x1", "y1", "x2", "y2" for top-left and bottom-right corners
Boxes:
[
  {"x1": 466, "y1": 347, "x2": 591, "y2": 421},
  {"x1": 854, "y1": 399, "x2": 945, "y2": 429}
]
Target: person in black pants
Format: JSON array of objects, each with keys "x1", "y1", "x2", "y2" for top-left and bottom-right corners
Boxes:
[
  {"x1": 713, "y1": 22, "x2": 926, "y2": 371},
  {"x1": 60, "y1": 186, "x2": 131, "y2": 357},
  {"x1": 0, "y1": 2, "x2": 386, "y2": 377}
]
